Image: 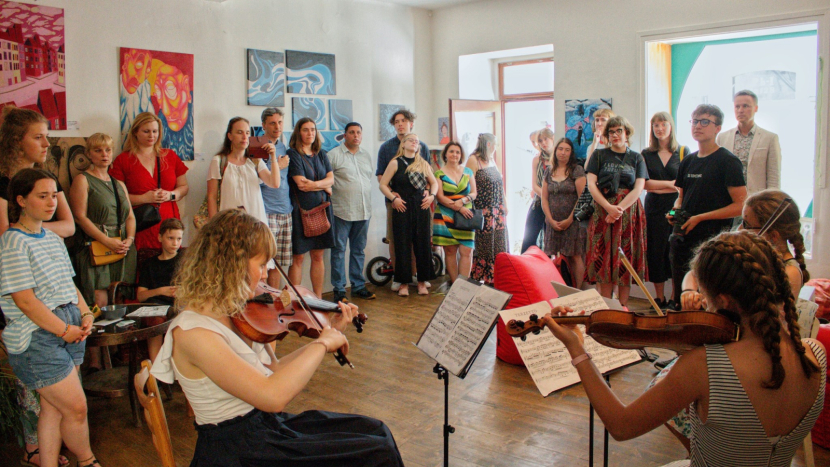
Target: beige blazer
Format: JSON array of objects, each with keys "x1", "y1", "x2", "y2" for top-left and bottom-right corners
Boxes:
[{"x1": 716, "y1": 125, "x2": 781, "y2": 195}]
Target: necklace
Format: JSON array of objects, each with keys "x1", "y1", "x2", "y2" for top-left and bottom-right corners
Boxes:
[{"x1": 16, "y1": 221, "x2": 40, "y2": 234}]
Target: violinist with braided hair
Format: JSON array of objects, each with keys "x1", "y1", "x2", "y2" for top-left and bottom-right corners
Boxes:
[{"x1": 542, "y1": 231, "x2": 825, "y2": 467}]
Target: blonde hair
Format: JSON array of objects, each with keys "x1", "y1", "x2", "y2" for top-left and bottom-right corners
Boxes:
[
  {"x1": 174, "y1": 210, "x2": 277, "y2": 317},
  {"x1": 591, "y1": 108, "x2": 615, "y2": 132},
  {"x1": 123, "y1": 112, "x2": 164, "y2": 156},
  {"x1": 392, "y1": 133, "x2": 431, "y2": 176},
  {"x1": 647, "y1": 111, "x2": 679, "y2": 153},
  {"x1": 86, "y1": 133, "x2": 114, "y2": 154},
  {"x1": 471, "y1": 133, "x2": 496, "y2": 164}
]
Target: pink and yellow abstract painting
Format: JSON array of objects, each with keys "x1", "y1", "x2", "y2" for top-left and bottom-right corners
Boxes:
[
  {"x1": 119, "y1": 48, "x2": 194, "y2": 161},
  {"x1": 0, "y1": 1, "x2": 66, "y2": 130}
]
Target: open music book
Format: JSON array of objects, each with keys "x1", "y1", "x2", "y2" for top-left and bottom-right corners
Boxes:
[
  {"x1": 417, "y1": 277, "x2": 512, "y2": 378},
  {"x1": 499, "y1": 289, "x2": 642, "y2": 396}
]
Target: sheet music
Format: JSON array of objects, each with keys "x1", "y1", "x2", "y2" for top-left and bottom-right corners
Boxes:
[
  {"x1": 499, "y1": 289, "x2": 642, "y2": 396},
  {"x1": 417, "y1": 279, "x2": 511, "y2": 377},
  {"x1": 797, "y1": 298, "x2": 819, "y2": 338}
]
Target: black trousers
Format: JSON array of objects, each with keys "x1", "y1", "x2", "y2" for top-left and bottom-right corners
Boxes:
[
  {"x1": 521, "y1": 199, "x2": 546, "y2": 253},
  {"x1": 392, "y1": 200, "x2": 435, "y2": 284},
  {"x1": 644, "y1": 192, "x2": 677, "y2": 284},
  {"x1": 669, "y1": 224, "x2": 722, "y2": 304}
]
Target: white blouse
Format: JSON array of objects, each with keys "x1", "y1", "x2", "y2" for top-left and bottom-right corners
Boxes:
[{"x1": 208, "y1": 155, "x2": 269, "y2": 224}]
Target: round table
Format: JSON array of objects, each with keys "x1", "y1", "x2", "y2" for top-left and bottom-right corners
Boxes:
[{"x1": 83, "y1": 304, "x2": 175, "y2": 427}]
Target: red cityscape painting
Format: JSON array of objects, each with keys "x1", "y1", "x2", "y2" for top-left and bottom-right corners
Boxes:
[{"x1": 0, "y1": 1, "x2": 66, "y2": 130}]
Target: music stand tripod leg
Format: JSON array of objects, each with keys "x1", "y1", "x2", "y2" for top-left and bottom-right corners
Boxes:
[{"x1": 433, "y1": 363, "x2": 454, "y2": 467}]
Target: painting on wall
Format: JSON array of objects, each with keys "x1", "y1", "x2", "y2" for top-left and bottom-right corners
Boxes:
[
  {"x1": 46, "y1": 136, "x2": 86, "y2": 192},
  {"x1": 247, "y1": 49, "x2": 284, "y2": 107},
  {"x1": 438, "y1": 117, "x2": 450, "y2": 144},
  {"x1": 292, "y1": 97, "x2": 326, "y2": 129},
  {"x1": 320, "y1": 131, "x2": 344, "y2": 152},
  {"x1": 251, "y1": 126, "x2": 265, "y2": 137},
  {"x1": 119, "y1": 48, "x2": 194, "y2": 161},
  {"x1": 564, "y1": 98, "x2": 612, "y2": 162},
  {"x1": 0, "y1": 2, "x2": 66, "y2": 130},
  {"x1": 286, "y1": 50, "x2": 335, "y2": 95},
  {"x1": 379, "y1": 104, "x2": 404, "y2": 141},
  {"x1": 429, "y1": 148, "x2": 443, "y2": 171},
  {"x1": 329, "y1": 99, "x2": 352, "y2": 131}
]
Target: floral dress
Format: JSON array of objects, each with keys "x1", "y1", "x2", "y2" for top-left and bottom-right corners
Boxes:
[{"x1": 471, "y1": 164, "x2": 509, "y2": 283}]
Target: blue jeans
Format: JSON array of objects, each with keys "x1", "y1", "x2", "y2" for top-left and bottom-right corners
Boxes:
[{"x1": 331, "y1": 217, "x2": 370, "y2": 293}]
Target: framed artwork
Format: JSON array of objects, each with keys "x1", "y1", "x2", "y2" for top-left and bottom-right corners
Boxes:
[
  {"x1": 119, "y1": 48, "x2": 194, "y2": 161},
  {"x1": 438, "y1": 117, "x2": 450, "y2": 144},
  {"x1": 247, "y1": 49, "x2": 284, "y2": 107},
  {"x1": 320, "y1": 131, "x2": 344, "y2": 152},
  {"x1": 564, "y1": 98, "x2": 612, "y2": 162},
  {"x1": 329, "y1": 99, "x2": 352, "y2": 131},
  {"x1": 286, "y1": 50, "x2": 336, "y2": 95},
  {"x1": 378, "y1": 104, "x2": 404, "y2": 141},
  {"x1": 46, "y1": 136, "x2": 86, "y2": 192},
  {"x1": 292, "y1": 97, "x2": 326, "y2": 129},
  {"x1": 0, "y1": 2, "x2": 66, "y2": 129},
  {"x1": 251, "y1": 126, "x2": 265, "y2": 137}
]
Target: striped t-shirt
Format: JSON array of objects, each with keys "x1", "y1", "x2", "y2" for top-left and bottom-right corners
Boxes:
[{"x1": 0, "y1": 228, "x2": 77, "y2": 354}]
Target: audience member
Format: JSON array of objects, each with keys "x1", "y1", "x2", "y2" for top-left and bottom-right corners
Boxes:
[
  {"x1": 433, "y1": 142, "x2": 477, "y2": 284},
  {"x1": 328, "y1": 122, "x2": 375, "y2": 302},
  {"x1": 584, "y1": 116, "x2": 648, "y2": 306},
  {"x1": 584, "y1": 108, "x2": 615, "y2": 167},
  {"x1": 521, "y1": 128, "x2": 553, "y2": 253},
  {"x1": 287, "y1": 118, "x2": 335, "y2": 298},
  {"x1": 379, "y1": 133, "x2": 438, "y2": 296},
  {"x1": 541, "y1": 137, "x2": 586, "y2": 289}
]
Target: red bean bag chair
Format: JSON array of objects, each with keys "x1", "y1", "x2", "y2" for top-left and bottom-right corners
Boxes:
[
  {"x1": 493, "y1": 246, "x2": 566, "y2": 366},
  {"x1": 812, "y1": 324, "x2": 830, "y2": 448},
  {"x1": 806, "y1": 279, "x2": 830, "y2": 320}
]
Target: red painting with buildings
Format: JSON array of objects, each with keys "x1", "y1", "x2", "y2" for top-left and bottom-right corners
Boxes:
[{"x1": 0, "y1": 1, "x2": 66, "y2": 130}]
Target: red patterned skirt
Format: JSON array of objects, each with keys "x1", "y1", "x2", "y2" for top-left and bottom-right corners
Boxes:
[{"x1": 584, "y1": 189, "x2": 648, "y2": 286}]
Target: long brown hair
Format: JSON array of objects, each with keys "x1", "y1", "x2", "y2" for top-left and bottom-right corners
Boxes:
[
  {"x1": 218, "y1": 117, "x2": 250, "y2": 157},
  {"x1": 745, "y1": 190, "x2": 810, "y2": 283},
  {"x1": 0, "y1": 106, "x2": 48, "y2": 177},
  {"x1": 693, "y1": 231, "x2": 819, "y2": 389},
  {"x1": 647, "y1": 111, "x2": 679, "y2": 153},
  {"x1": 7, "y1": 168, "x2": 56, "y2": 223},
  {"x1": 550, "y1": 138, "x2": 577, "y2": 178},
  {"x1": 289, "y1": 117, "x2": 321, "y2": 154}
]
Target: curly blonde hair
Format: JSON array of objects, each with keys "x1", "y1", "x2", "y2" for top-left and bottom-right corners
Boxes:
[
  {"x1": 174, "y1": 210, "x2": 276, "y2": 316},
  {"x1": 0, "y1": 106, "x2": 48, "y2": 177}
]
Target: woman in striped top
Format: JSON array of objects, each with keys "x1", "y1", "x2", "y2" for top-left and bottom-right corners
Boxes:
[
  {"x1": 542, "y1": 230, "x2": 825, "y2": 467},
  {"x1": 433, "y1": 142, "x2": 477, "y2": 284},
  {"x1": 0, "y1": 169, "x2": 101, "y2": 467}
]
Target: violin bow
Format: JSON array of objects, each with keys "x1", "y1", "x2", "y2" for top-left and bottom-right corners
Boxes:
[
  {"x1": 617, "y1": 247, "x2": 664, "y2": 316},
  {"x1": 271, "y1": 262, "x2": 355, "y2": 369},
  {"x1": 757, "y1": 197, "x2": 792, "y2": 237}
]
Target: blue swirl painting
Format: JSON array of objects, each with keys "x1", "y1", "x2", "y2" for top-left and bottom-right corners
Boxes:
[
  {"x1": 320, "y1": 131, "x2": 344, "y2": 152},
  {"x1": 329, "y1": 100, "x2": 353, "y2": 131},
  {"x1": 247, "y1": 49, "x2": 285, "y2": 107},
  {"x1": 292, "y1": 97, "x2": 327, "y2": 130},
  {"x1": 564, "y1": 98, "x2": 612, "y2": 162},
  {"x1": 286, "y1": 50, "x2": 336, "y2": 95}
]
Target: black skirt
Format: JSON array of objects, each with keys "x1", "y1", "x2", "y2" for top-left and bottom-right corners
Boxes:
[
  {"x1": 192, "y1": 409, "x2": 404, "y2": 467},
  {"x1": 644, "y1": 192, "x2": 678, "y2": 283}
]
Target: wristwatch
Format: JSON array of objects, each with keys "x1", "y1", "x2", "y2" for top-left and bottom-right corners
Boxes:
[{"x1": 170, "y1": 193, "x2": 176, "y2": 201}]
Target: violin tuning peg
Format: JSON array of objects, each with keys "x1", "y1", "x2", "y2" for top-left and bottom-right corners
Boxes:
[
  {"x1": 520, "y1": 335, "x2": 527, "y2": 342},
  {"x1": 516, "y1": 320, "x2": 525, "y2": 328},
  {"x1": 529, "y1": 314, "x2": 538, "y2": 322},
  {"x1": 532, "y1": 329, "x2": 541, "y2": 335}
]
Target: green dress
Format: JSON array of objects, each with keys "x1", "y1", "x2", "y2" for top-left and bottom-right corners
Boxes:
[{"x1": 75, "y1": 172, "x2": 137, "y2": 303}]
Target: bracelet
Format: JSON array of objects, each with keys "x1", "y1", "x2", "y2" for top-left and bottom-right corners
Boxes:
[
  {"x1": 390, "y1": 195, "x2": 399, "y2": 202},
  {"x1": 571, "y1": 352, "x2": 592, "y2": 367},
  {"x1": 309, "y1": 340, "x2": 328, "y2": 353},
  {"x1": 80, "y1": 311, "x2": 94, "y2": 320},
  {"x1": 57, "y1": 323, "x2": 70, "y2": 338},
  {"x1": 681, "y1": 289, "x2": 697, "y2": 294}
]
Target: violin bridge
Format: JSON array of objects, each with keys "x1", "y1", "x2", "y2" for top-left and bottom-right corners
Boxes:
[{"x1": 279, "y1": 289, "x2": 292, "y2": 308}]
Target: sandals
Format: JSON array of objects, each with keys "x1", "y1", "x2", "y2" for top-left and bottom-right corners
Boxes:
[
  {"x1": 78, "y1": 456, "x2": 101, "y2": 467},
  {"x1": 21, "y1": 448, "x2": 70, "y2": 467},
  {"x1": 417, "y1": 284, "x2": 429, "y2": 295},
  {"x1": 398, "y1": 286, "x2": 409, "y2": 297}
]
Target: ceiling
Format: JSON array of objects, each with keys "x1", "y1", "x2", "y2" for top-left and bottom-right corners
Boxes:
[{"x1": 379, "y1": 0, "x2": 482, "y2": 9}]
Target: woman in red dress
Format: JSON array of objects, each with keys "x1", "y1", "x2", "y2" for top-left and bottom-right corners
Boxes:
[{"x1": 110, "y1": 112, "x2": 189, "y2": 255}]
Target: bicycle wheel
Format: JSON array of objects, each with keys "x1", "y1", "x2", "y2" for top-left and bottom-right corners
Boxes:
[
  {"x1": 366, "y1": 256, "x2": 393, "y2": 286},
  {"x1": 432, "y1": 252, "x2": 444, "y2": 278}
]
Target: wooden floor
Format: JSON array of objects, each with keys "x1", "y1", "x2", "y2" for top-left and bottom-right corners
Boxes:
[{"x1": 2, "y1": 278, "x2": 828, "y2": 466}]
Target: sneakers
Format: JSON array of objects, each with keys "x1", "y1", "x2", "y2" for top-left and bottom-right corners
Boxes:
[
  {"x1": 333, "y1": 291, "x2": 348, "y2": 304},
  {"x1": 410, "y1": 281, "x2": 432, "y2": 288},
  {"x1": 391, "y1": 282, "x2": 402, "y2": 292},
  {"x1": 351, "y1": 288, "x2": 376, "y2": 300}
]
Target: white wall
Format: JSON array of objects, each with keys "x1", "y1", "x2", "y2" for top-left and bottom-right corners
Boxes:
[
  {"x1": 430, "y1": 0, "x2": 830, "y2": 278},
  {"x1": 35, "y1": 0, "x2": 434, "y2": 292}
]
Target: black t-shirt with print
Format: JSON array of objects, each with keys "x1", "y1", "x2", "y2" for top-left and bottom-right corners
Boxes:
[
  {"x1": 585, "y1": 148, "x2": 649, "y2": 191},
  {"x1": 137, "y1": 254, "x2": 183, "y2": 305},
  {"x1": 675, "y1": 147, "x2": 745, "y2": 241}
]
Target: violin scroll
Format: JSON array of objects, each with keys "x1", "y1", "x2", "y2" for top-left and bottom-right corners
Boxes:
[{"x1": 506, "y1": 314, "x2": 544, "y2": 341}]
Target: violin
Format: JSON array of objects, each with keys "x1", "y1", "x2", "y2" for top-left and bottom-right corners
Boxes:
[
  {"x1": 506, "y1": 309, "x2": 740, "y2": 354},
  {"x1": 231, "y1": 264, "x2": 367, "y2": 369}
]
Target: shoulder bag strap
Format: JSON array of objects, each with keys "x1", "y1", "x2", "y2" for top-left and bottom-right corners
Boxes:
[
  {"x1": 155, "y1": 155, "x2": 161, "y2": 189},
  {"x1": 110, "y1": 176, "x2": 123, "y2": 237}
]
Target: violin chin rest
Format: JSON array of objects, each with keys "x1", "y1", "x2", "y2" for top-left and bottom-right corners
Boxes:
[{"x1": 716, "y1": 309, "x2": 741, "y2": 324}]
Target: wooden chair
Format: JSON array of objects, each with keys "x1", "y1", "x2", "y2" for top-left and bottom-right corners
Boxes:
[{"x1": 134, "y1": 359, "x2": 176, "y2": 467}]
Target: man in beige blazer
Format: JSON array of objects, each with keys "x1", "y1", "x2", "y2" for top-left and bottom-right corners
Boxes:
[{"x1": 716, "y1": 89, "x2": 781, "y2": 195}]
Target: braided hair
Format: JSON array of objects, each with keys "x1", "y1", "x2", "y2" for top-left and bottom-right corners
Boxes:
[
  {"x1": 692, "y1": 231, "x2": 819, "y2": 389},
  {"x1": 745, "y1": 190, "x2": 810, "y2": 282}
]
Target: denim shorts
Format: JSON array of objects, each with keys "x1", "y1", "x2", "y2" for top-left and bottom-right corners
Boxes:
[{"x1": 7, "y1": 303, "x2": 86, "y2": 390}]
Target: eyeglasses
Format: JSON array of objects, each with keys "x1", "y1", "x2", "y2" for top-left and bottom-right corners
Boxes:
[
  {"x1": 690, "y1": 119, "x2": 713, "y2": 127},
  {"x1": 607, "y1": 128, "x2": 625, "y2": 136}
]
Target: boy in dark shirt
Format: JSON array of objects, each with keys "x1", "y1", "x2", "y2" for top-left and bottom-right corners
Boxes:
[
  {"x1": 668, "y1": 104, "x2": 747, "y2": 307},
  {"x1": 137, "y1": 218, "x2": 184, "y2": 361}
]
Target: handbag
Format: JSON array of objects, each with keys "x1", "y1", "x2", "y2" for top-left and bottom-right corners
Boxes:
[
  {"x1": 296, "y1": 153, "x2": 331, "y2": 237},
  {"x1": 134, "y1": 157, "x2": 161, "y2": 232},
  {"x1": 88, "y1": 177, "x2": 127, "y2": 267},
  {"x1": 452, "y1": 209, "x2": 484, "y2": 231},
  {"x1": 193, "y1": 156, "x2": 228, "y2": 229}
]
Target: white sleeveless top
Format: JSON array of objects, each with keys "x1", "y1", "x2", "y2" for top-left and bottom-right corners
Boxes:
[{"x1": 150, "y1": 310, "x2": 273, "y2": 425}]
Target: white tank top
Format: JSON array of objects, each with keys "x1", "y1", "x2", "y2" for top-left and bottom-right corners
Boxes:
[{"x1": 150, "y1": 310, "x2": 273, "y2": 425}]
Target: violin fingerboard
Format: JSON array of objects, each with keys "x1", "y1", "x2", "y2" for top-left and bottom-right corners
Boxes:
[{"x1": 303, "y1": 296, "x2": 341, "y2": 312}]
